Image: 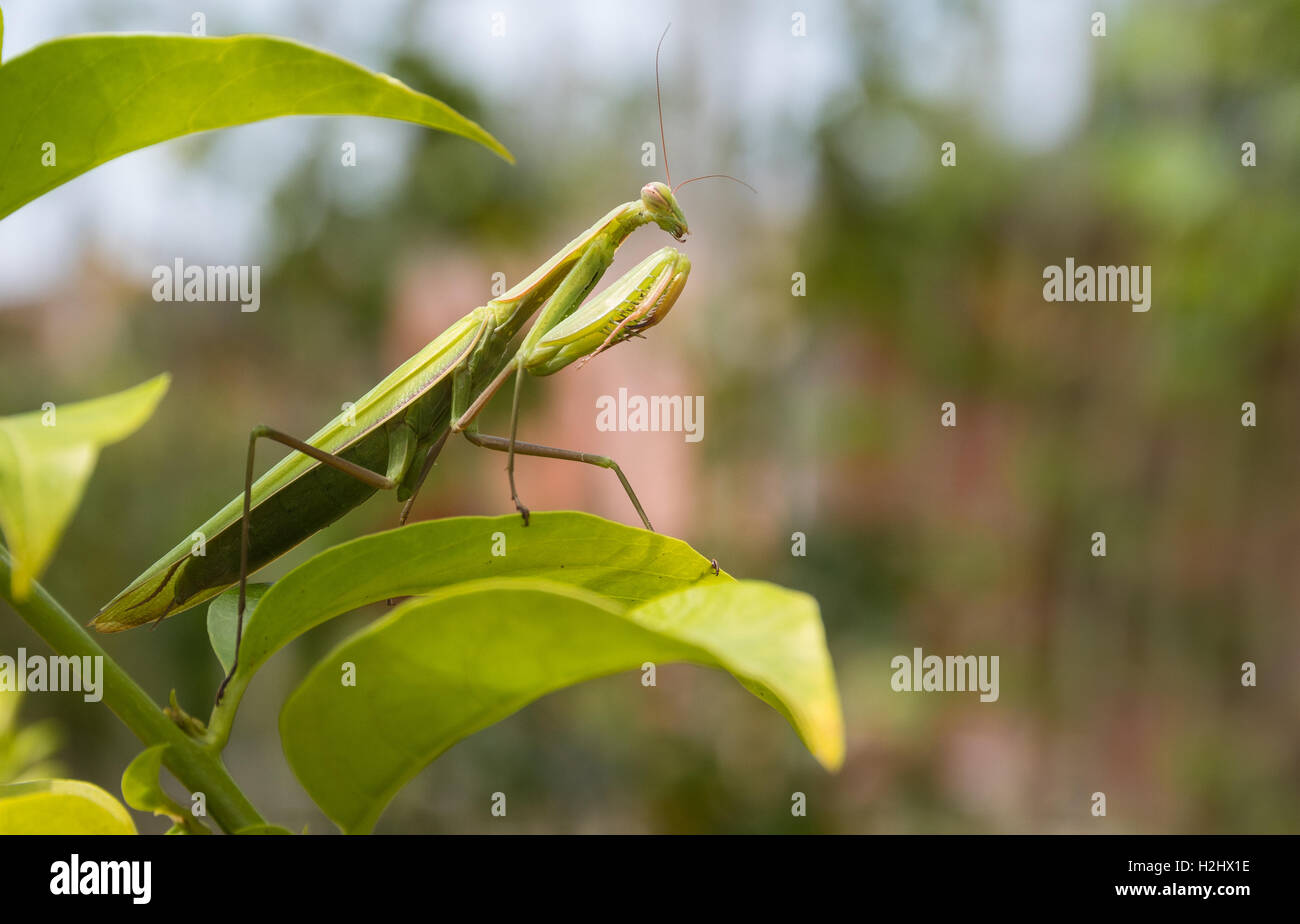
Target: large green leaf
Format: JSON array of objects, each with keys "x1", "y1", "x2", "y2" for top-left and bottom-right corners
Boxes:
[
  {"x1": 0, "y1": 374, "x2": 170, "y2": 600},
  {"x1": 210, "y1": 512, "x2": 723, "y2": 718},
  {"x1": 280, "y1": 577, "x2": 843, "y2": 833},
  {"x1": 0, "y1": 778, "x2": 137, "y2": 834},
  {"x1": 0, "y1": 17, "x2": 511, "y2": 220}
]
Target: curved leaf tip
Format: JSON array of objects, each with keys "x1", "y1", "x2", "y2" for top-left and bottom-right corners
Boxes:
[{"x1": 630, "y1": 581, "x2": 845, "y2": 772}]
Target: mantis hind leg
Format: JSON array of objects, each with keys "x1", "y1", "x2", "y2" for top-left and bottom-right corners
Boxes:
[
  {"x1": 460, "y1": 429, "x2": 654, "y2": 532},
  {"x1": 216, "y1": 424, "x2": 399, "y2": 705}
]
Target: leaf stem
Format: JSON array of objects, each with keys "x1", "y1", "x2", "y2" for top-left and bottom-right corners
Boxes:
[{"x1": 0, "y1": 547, "x2": 265, "y2": 833}]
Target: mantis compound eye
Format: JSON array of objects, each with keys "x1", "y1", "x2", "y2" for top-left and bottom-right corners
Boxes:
[{"x1": 641, "y1": 182, "x2": 670, "y2": 212}]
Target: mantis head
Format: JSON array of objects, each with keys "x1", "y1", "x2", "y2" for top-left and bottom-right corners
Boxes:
[{"x1": 640, "y1": 181, "x2": 689, "y2": 241}]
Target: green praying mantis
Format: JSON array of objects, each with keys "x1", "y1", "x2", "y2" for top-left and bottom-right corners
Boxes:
[{"x1": 91, "y1": 27, "x2": 752, "y2": 700}]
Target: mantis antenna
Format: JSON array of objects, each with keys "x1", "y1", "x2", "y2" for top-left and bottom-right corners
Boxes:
[
  {"x1": 675, "y1": 173, "x2": 757, "y2": 194},
  {"x1": 656, "y1": 24, "x2": 757, "y2": 197},
  {"x1": 656, "y1": 23, "x2": 673, "y2": 188}
]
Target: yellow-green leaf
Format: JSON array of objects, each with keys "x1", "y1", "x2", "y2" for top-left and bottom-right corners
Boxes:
[
  {"x1": 0, "y1": 374, "x2": 170, "y2": 600},
  {"x1": 120, "y1": 746, "x2": 176, "y2": 814},
  {"x1": 628, "y1": 581, "x2": 844, "y2": 772},
  {"x1": 0, "y1": 779, "x2": 137, "y2": 834}
]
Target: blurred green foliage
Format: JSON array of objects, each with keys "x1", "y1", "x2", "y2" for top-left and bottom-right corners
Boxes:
[{"x1": 0, "y1": 691, "x2": 63, "y2": 784}]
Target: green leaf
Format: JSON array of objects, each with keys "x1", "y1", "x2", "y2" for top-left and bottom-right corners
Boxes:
[
  {"x1": 121, "y1": 746, "x2": 179, "y2": 816},
  {"x1": 122, "y1": 745, "x2": 209, "y2": 834},
  {"x1": 212, "y1": 512, "x2": 723, "y2": 715},
  {"x1": 0, "y1": 779, "x2": 137, "y2": 834},
  {"x1": 208, "y1": 583, "x2": 271, "y2": 674},
  {"x1": 280, "y1": 577, "x2": 843, "y2": 833},
  {"x1": 0, "y1": 26, "x2": 512, "y2": 220},
  {"x1": 0, "y1": 374, "x2": 170, "y2": 600}
]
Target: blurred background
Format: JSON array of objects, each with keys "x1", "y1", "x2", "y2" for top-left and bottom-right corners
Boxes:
[{"x1": 2, "y1": 0, "x2": 1298, "y2": 833}]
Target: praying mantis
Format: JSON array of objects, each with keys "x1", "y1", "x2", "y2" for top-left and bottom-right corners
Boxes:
[{"x1": 91, "y1": 27, "x2": 750, "y2": 700}]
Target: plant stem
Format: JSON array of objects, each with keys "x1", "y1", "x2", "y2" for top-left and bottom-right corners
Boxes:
[{"x1": 0, "y1": 548, "x2": 265, "y2": 833}]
